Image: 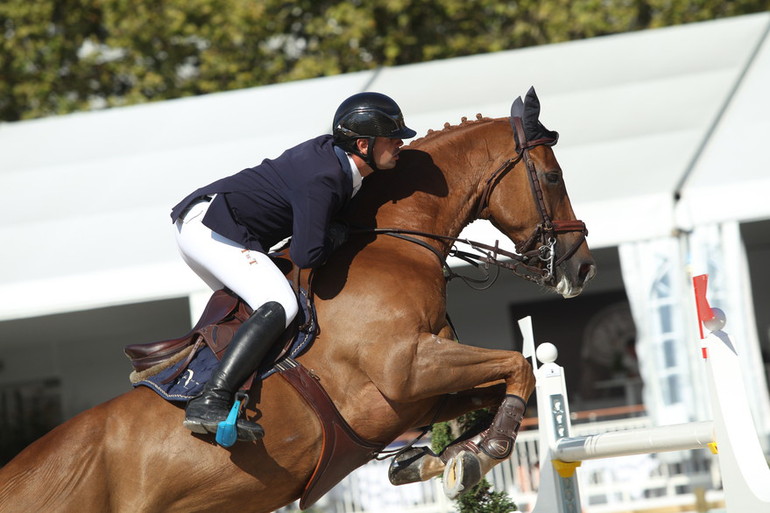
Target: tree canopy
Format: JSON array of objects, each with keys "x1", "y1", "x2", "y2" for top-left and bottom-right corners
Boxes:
[{"x1": 1, "y1": 0, "x2": 767, "y2": 121}]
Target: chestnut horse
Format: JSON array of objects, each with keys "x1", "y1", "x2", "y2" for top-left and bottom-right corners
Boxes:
[{"x1": 0, "y1": 88, "x2": 594, "y2": 513}]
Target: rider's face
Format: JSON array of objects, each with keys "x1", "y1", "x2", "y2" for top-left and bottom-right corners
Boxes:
[
  {"x1": 357, "y1": 137, "x2": 404, "y2": 175},
  {"x1": 371, "y1": 137, "x2": 403, "y2": 170}
]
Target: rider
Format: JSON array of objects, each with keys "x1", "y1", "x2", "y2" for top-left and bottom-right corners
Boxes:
[{"x1": 170, "y1": 92, "x2": 417, "y2": 441}]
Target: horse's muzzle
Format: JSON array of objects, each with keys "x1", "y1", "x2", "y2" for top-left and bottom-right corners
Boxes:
[{"x1": 555, "y1": 259, "x2": 596, "y2": 298}]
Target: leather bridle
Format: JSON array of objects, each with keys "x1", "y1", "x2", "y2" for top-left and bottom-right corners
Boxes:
[
  {"x1": 354, "y1": 116, "x2": 588, "y2": 286},
  {"x1": 475, "y1": 116, "x2": 588, "y2": 282}
]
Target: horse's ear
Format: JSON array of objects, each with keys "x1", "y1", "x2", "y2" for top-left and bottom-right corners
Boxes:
[
  {"x1": 510, "y1": 95, "x2": 524, "y2": 120},
  {"x1": 522, "y1": 86, "x2": 559, "y2": 147},
  {"x1": 510, "y1": 96, "x2": 525, "y2": 152},
  {"x1": 524, "y1": 86, "x2": 541, "y2": 121}
]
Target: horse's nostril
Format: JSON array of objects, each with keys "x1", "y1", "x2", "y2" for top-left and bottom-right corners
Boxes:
[{"x1": 579, "y1": 262, "x2": 596, "y2": 284}]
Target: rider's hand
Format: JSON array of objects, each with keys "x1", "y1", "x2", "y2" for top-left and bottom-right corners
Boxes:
[{"x1": 326, "y1": 221, "x2": 349, "y2": 252}]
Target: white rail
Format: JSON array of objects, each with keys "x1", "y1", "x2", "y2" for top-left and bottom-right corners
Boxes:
[{"x1": 554, "y1": 420, "x2": 714, "y2": 462}]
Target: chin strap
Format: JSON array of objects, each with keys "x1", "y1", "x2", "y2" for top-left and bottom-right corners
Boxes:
[{"x1": 349, "y1": 136, "x2": 377, "y2": 171}]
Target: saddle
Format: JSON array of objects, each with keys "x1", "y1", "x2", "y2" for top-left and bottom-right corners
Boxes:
[
  {"x1": 123, "y1": 287, "x2": 383, "y2": 508},
  {"x1": 125, "y1": 289, "x2": 253, "y2": 381},
  {"x1": 124, "y1": 251, "x2": 300, "y2": 383}
]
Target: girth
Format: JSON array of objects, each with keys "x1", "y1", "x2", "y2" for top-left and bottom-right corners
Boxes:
[{"x1": 275, "y1": 358, "x2": 385, "y2": 509}]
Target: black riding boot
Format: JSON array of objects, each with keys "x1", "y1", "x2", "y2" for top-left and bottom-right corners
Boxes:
[{"x1": 184, "y1": 301, "x2": 286, "y2": 441}]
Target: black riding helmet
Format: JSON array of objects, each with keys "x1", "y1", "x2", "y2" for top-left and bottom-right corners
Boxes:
[{"x1": 332, "y1": 92, "x2": 417, "y2": 170}]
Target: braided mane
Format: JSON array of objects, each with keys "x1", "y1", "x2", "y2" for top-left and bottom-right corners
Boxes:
[{"x1": 409, "y1": 113, "x2": 495, "y2": 146}]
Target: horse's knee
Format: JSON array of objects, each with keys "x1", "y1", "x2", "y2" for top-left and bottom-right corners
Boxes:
[{"x1": 506, "y1": 352, "x2": 535, "y2": 399}]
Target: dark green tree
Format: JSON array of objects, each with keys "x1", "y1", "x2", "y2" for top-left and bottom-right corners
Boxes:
[{"x1": 1, "y1": 0, "x2": 768, "y2": 120}]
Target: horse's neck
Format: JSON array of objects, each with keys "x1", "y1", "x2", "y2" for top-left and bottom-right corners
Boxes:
[{"x1": 375, "y1": 119, "x2": 510, "y2": 240}]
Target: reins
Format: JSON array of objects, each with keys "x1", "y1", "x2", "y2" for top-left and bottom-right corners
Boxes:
[{"x1": 351, "y1": 227, "x2": 550, "y2": 288}]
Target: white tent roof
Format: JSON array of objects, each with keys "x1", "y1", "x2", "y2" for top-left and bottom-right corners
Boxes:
[
  {"x1": 1, "y1": 13, "x2": 768, "y2": 321},
  {"x1": 675, "y1": 18, "x2": 770, "y2": 228}
]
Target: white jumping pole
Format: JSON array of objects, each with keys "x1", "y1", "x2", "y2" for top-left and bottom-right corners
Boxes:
[
  {"x1": 554, "y1": 421, "x2": 714, "y2": 463},
  {"x1": 527, "y1": 274, "x2": 770, "y2": 513}
]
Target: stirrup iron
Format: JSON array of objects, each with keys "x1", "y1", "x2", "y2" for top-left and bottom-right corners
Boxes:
[{"x1": 216, "y1": 392, "x2": 248, "y2": 447}]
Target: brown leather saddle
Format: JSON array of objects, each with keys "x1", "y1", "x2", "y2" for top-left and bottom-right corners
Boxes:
[
  {"x1": 125, "y1": 288, "x2": 254, "y2": 382},
  {"x1": 125, "y1": 250, "x2": 301, "y2": 383},
  {"x1": 123, "y1": 287, "x2": 384, "y2": 508}
]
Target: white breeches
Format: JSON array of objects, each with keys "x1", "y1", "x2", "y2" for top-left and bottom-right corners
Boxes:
[{"x1": 174, "y1": 199, "x2": 299, "y2": 328}]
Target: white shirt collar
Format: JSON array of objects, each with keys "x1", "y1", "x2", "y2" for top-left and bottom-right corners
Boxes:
[{"x1": 346, "y1": 153, "x2": 363, "y2": 197}]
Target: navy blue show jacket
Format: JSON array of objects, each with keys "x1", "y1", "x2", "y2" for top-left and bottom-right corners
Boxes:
[{"x1": 171, "y1": 135, "x2": 354, "y2": 269}]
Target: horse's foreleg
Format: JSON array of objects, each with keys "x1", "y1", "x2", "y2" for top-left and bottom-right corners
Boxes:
[
  {"x1": 412, "y1": 383, "x2": 506, "y2": 426},
  {"x1": 389, "y1": 383, "x2": 506, "y2": 486},
  {"x1": 371, "y1": 334, "x2": 535, "y2": 402},
  {"x1": 389, "y1": 388, "x2": 522, "y2": 488},
  {"x1": 394, "y1": 394, "x2": 527, "y2": 497},
  {"x1": 378, "y1": 337, "x2": 534, "y2": 494},
  {"x1": 441, "y1": 394, "x2": 528, "y2": 498}
]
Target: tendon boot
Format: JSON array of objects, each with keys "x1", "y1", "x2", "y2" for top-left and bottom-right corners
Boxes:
[{"x1": 184, "y1": 301, "x2": 286, "y2": 442}]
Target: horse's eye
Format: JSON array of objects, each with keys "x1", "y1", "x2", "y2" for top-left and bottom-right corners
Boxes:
[{"x1": 545, "y1": 172, "x2": 561, "y2": 184}]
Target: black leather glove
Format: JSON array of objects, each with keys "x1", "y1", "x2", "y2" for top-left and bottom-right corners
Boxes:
[{"x1": 326, "y1": 221, "x2": 349, "y2": 252}]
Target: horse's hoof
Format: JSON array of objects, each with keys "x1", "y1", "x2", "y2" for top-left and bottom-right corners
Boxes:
[
  {"x1": 388, "y1": 446, "x2": 433, "y2": 485},
  {"x1": 442, "y1": 450, "x2": 482, "y2": 500}
]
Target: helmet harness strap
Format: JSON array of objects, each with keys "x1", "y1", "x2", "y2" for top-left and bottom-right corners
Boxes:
[{"x1": 361, "y1": 137, "x2": 378, "y2": 171}]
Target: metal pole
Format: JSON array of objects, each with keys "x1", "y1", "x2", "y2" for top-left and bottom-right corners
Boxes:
[{"x1": 554, "y1": 421, "x2": 715, "y2": 462}]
